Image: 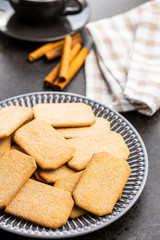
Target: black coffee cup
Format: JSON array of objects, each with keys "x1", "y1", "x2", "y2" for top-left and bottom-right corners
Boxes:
[{"x1": 9, "y1": 0, "x2": 87, "y2": 23}]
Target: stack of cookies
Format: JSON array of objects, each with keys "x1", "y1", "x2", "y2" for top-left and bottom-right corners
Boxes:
[{"x1": 0, "y1": 103, "x2": 131, "y2": 229}]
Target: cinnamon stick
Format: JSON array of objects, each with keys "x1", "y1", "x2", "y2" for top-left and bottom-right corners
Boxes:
[
  {"x1": 52, "y1": 47, "x2": 89, "y2": 90},
  {"x1": 45, "y1": 46, "x2": 62, "y2": 61},
  {"x1": 44, "y1": 42, "x2": 82, "y2": 86},
  {"x1": 28, "y1": 33, "x2": 81, "y2": 62},
  {"x1": 45, "y1": 34, "x2": 83, "y2": 61},
  {"x1": 28, "y1": 40, "x2": 64, "y2": 62},
  {"x1": 58, "y1": 35, "x2": 72, "y2": 82},
  {"x1": 44, "y1": 63, "x2": 60, "y2": 87}
]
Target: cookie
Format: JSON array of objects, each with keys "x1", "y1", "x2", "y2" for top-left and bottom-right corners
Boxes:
[
  {"x1": 69, "y1": 205, "x2": 87, "y2": 219},
  {"x1": 68, "y1": 131, "x2": 130, "y2": 171},
  {"x1": 33, "y1": 103, "x2": 96, "y2": 127},
  {"x1": 34, "y1": 169, "x2": 46, "y2": 183},
  {"x1": 54, "y1": 171, "x2": 87, "y2": 219},
  {"x1": 73, "y1": 152, "x2": 131, "y2": 216},
  {"x1": 5, "y1": 179, "x2": 74, "y2": 229},
  {"x1": 0, "y1": 106, "x2": 33, "y2": 138},
  {"x1": 39, "y1": 164, "x2": 76, "y2": 184},
  {"x1": 0, "y1": 136, "x2": 11, "y2": 155},
  {"x1": 0, "y1": 150, "x2": 37, "y2": 208},
  {"x1": 54, "y1": 171, "x2": 83, "y2": 192},
  {"x1": 56, "y1": 117, "x2": 110, "y2": 139},
  {"x1": 14, "y1": 119, "x2": 75, "y2": 170},
  {"x1": 11, "y1": 144, "x2": 25, "y2": 153}
]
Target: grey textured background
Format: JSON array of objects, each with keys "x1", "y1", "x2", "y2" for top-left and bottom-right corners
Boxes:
[{"x1": 1, "y1": 0, "x2": 160, "y2": 239}]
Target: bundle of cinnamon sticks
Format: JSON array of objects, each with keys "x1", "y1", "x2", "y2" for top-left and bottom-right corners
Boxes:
[{"x1": 28, "y1": 33, "x2": 89, "y2": 90}]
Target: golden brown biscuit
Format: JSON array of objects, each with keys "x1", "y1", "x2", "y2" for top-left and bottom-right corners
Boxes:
[
  {"x1": 14, "y1": 119, "x2": 75, "y2": 170},
  {"x1": 33, "y1": 103, "x2": 96, "y2": 127},
  {"x1": 73, "y1": 152, "x2": 131, "y2": 216},
  {"x1": 54, "y1": 171, "x2": 83, "y2": 192},
  {"x1": 0, "y1": 150, "x2": 37, "y2": 208},
  {"x1": 54, "y1": 171, "x2": 87, "y2": 219},
  {"x1": 70, "y1": 205, "x2": 87, "y2": 219},
  {"x1": 5, "y1": 179, "x2": 74, "y2": 229},
  {"x1": 0, "y1": 106, "x2": 33, "y2": 138},
  {"x1": 56, "y1": 117, "x2": 110, "y2": 139},
  {"x1": 39, "y1": 165, "x2": 76, "y2": 184},
  {"x1": 11, "y1": 144, "x2": 25, "y2": 153},
  {"x1": 0, "y1": 136, "x2": 11, "y2": 155},
  {"x1": 34, "y1": 169, "x2": 46, "y2": 183},
  {"x1": 68, "y1": 131, "x2": 130, "y2": 171}
]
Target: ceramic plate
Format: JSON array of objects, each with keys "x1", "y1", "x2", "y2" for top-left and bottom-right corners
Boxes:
[
  {"x1": 0, "y1": 92, "x2": 148, "y2": 238},
  {"x1": 0, "y1": 0, "x2": 90, "y2": 42}
]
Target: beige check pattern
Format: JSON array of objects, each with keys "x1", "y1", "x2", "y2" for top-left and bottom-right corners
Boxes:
[{"x1": 85, "y1": 0, "x2": 160, "y2": 115}]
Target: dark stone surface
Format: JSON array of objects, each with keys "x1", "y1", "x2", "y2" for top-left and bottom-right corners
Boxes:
[{"x1": 1, "y1": 0, "x2": 160, "y2": 239}]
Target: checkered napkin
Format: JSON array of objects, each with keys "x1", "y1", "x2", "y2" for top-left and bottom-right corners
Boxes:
[{"x1": 85, "y1": 0, "x2": 160, "y2": 115}]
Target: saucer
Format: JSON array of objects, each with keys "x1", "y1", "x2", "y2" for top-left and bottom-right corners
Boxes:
[{"x1": 0, "y1": 0, "x2": 90, "y2": 42}]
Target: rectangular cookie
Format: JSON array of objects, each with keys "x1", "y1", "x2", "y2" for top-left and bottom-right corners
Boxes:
[
  {"x1": 14, "y1": 119, "x2": 75, "y2": 170},
  {"x1": 54, "y1": 171, "x2": 83, "y2": 192},
  {"x1": 34, "y1": 168, "x2": 46, "y2": 183},
  {"x1": 39, "y1": 164, "x2": 76, "y2": 184},
  {"x1": 73, "y1": 152, "x2": 131, "y2": 216},
  {"x1": 69, "y1": 205, "x2": 86, "y2": 219},
  {"x1": 0, "y1": 150, "x2": 37, "y2": 208},
  {"x1": 5, "y1": 179, "x2": 74, "y2": 229},
  {"x1": 56, "y1": 117, "x2": 110, "y2": 139},
  {"x1": 11, "y1": 144, "x2": 25, "y2": 153},
  {"x1": 0, "y1": 106, "x2": 33, "y2": 138},
  {"x1": 0, "y1": 136, "x2": 11, "y2": 156},
  {"x1": 54, "y1": 171, "x2": 87, "y2": 219},
  {"x1": 68, "y1": 131, "x2": 130, "y2": 171},
  {"x1": 33, "y1": 103, "x2": 96, "y2": 127}
]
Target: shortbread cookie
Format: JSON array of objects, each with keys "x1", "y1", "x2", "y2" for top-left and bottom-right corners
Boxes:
[
  {"x1": 54, "y1": 171, "x2": 83, "y2": 192},
  {"x1": 0, "y1": 106, "x2": 33, "y2": 138},
  {"x1": 34, "y1": 169, "x2": 46, "y2": 183},
  {"x1": 68, "y1": 131, "x2": 130, "y2": 171},
  {"x1": 56, "y1": 117, "x2": 110, "y2": 139},
  {"x1": 69, "y1": 205, "x2": 86, "y2": 219},
  {"x1": 39, "y1": 165, "x2": 76, "y2": 184},
  {"x1": 54, "y1": 171, "x2": 87, "y2": 219},
  {"x1": 73, "y1": 152, "x2": 131, "y2": 216},
  {"x1": 0, "y1": 150, "x2": 37, "y2": 208},
  {"x1": 5, "y1": 179, "x2": 74, "y2": 229},
  {"x1": 33, "y1": 103, "x2": 96, "y2": 127},
  {"x1": 0, "y1": 136, "x2": 11, "y2": 155},
  {"x1": 11, "y1": 144, "x2": 24, "y2": 153},
  {"x1": 14, "y1": 119, "x2": 75, "y2": 170}
]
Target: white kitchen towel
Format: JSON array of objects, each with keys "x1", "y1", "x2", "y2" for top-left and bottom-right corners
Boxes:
[{"x1": 85, "y1": 0, "x2": 160, "y2": 115}]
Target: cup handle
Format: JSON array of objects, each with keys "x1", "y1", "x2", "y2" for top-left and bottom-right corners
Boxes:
[{"x1": 62, "y1": 0, "x2": 87, "y2": 15}]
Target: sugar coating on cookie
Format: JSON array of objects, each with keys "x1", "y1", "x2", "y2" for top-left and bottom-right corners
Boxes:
[
  {"x1": 69, "y1": 205, "x2": 87, "y2": 219},
  {"x1": 39, "y1": 164, "x2": 76, "y2": 184},
  {"x1": 68, "y1": 131, "x2": 130, "y2": 171},
  {"x1": 34, "y1": 169, "x2": 46, "y2": 183},
  {"x1": 0, "y1": 150, "x2": 37, "y2": 208},
  {"x1": 5, "y1": 179, "x2": 74, "y2": 229},
  {"x1": 54, "y1": 171, "x2": 87, "y2": 219},
  {"x1": 10, "y1": 144, "x2": 25, "y2": 153},
  {"x1": 33, "y1": 103, "x2": 96, "y2": 127},
  {"x1": 0, "y1": 136, "x2": 11, "y2": 156},
  {"x1": 14, "y1": 119, "x2": 75, "y2": 170},
  {"x1": 54, "y1": 171, "x2": 83, "y2": 193},
  {"x1": 56, "y1": 117, "x2": 110, "y2": 138},
  {"x1": 0, "y1": 106, "x2": 33, "y2": 138},
  {"x1": 73, "y1": 152, "x2": 131, "y2": 216}
]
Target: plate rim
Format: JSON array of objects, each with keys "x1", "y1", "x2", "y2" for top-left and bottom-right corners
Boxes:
[
  {"x1": 0, "y1": 91, "x2": 148, "y2": 238},
  {"x1": 0, "y1": 0, "x2": 90, "y2": 42}
]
